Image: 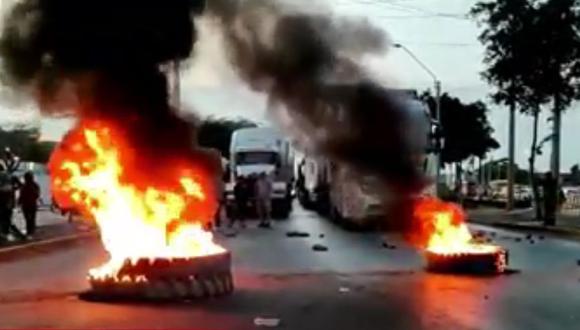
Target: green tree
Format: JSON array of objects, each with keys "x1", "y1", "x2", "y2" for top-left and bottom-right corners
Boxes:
[
  {"x1": 570, "y1": 164, "x2": 580, "y2": 185},
  {"x1": 533, "y1": 0, "x2": 580, "y2": 206},
  {"x1": 422, "y1": 92, "x2": 499, "y2": 164},
  {"x1": 422, "y1": 92, "x2": 499, "y2": 189},
  {"x1": 473, "y1": 0, "x2": 580, "y2": 222},
  {"x1": 25, "y1": 141, "x2": 57, "y2": 163},
  {"x1": 0, "y1": 125, "x2": 57, "y2": 165},
  {"x1": 471, "y1": 0, "x2": 538, "y2": 210},
  {"x1": 197, "y1": 117, "x2": 257, "y2": 158},
  {"x1": 0, "y1": 125, "x2": 39, "y2": 156}
]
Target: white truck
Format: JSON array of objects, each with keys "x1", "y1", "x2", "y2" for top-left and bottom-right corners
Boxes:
[
  {"x1": 226, "y1": 127, "x2": 294, "y2": 218},
  {"x1": 296, "y1": 91, "x2": 439, "y2": 229}
]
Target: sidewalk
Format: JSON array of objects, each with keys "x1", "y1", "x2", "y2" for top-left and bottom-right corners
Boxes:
[
  {"x1": 468, "y1": 207, "x2": 580, "y2": 238},
  {"x1": 0, "y1": 208, "x2": 97, "y2": 252}
]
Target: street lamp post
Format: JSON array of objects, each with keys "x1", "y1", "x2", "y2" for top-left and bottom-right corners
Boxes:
[{"x1": 394, "y1": 43, "x2": 442, "y2": 197}]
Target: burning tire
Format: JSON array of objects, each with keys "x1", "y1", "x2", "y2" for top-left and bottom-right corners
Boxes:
[
  {"x1": 425, "y1": 248, "x2": 508, "y2": 275},
  {"x1": 85, "y1": 251, "x2": 234, "y2": 301}
]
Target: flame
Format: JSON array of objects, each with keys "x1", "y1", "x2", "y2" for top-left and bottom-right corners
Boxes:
[
  {"x1": 413, "y1": 198, "x2": 499, "y2": 255},
  {"x1": 49, "y1": 120, "x2": 225, "y2": 280}
]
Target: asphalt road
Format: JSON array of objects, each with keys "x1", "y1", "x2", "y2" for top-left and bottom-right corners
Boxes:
[{"x1": 0, "y1": 205, "x2": 579, "y2": 330}]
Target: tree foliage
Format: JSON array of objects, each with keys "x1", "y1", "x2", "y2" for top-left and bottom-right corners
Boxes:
[
  {"x1": 534, "y1": 0, "x2": 580, "y2": 111},
  {"x1": 472, "y1": 0, "x2": 580, "y2": 125},
  {"x1": 197, "y1": 117, "x2": 257, "y2": 158},
  {"x1": 0, "y1": 125, "x2": 56, "y2": 164},
  {"x1": 471, "y1": 0, "x2": 539, "y2": 107},
  {"x1": 472, "y1": 0, "x2": 580, "y2": 220},
  {"x1": 569, "y1": 164, "x2": 580, "y2": 185},
  {"x1": 422, "y1": 92, "x2": 499, "y2": 164}
]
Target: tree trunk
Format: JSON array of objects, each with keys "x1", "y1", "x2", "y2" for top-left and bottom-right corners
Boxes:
[
  {"x1": 507, "y1": 101, "x2": 516, "y2": 211},
  {"x1": 478, "y1": 157, "x2": 483, "y2": 186},
  {"x1": 551, "y1": 95, "x2": 562, "y2": 225},
  {"x1": 529, "y1": 109, "x2": 542, "y2": 220}
]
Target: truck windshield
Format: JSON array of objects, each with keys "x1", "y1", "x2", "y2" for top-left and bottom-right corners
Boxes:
[{"x1": 236, "y1": 152, "x2": 279, "y2": 166}]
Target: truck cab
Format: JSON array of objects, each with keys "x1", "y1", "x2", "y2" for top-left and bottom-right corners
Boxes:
[{"x1": 226, "y1": 127, "x2": 294, "y2": 218}]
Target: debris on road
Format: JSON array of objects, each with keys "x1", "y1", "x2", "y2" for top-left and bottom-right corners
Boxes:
[
  {"x1": 515, "y1": 237, "x2": 522, "y2": 242},
  {"x1": 286, "y1": 231, "x2": 310, "y2": 238},
  {"x1": 576, "y1": 259, "x2": 580, "y2": 266},
  {"x1": 319, "y1": 234, "x2": 325, "y2": 238},
  {"x1": 503, "y1": 268, "x2": 522, "y2": 275},
  {"x1": 339, "y1": 287, "x2": 351, "y2": 293},
  {"x1": 258, "y1": 223, "x2": 273, "y2": 229},
  {"x1": 382, "y1": 242, "x2": 397, "y2": 250},
  {"x1": 254, "y1": 317, "x2": 281, "y2": 328},
  {"x1": 312, "y1": 244, "x2": 329, "y2": 252},
  {"x1": 526, "y1": 234, "x2": 533, "y2": 240},
  {"x1": 223, "y1": 231, "x2": 238, "y2": 238},
  {"x1": 538, "y1": 235, "x2": 545, "y2": 240}
]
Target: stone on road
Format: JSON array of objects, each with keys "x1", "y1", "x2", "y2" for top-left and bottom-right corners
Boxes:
[{"x1": 0, "y1": 205, "x2": 580, "y2": 330}]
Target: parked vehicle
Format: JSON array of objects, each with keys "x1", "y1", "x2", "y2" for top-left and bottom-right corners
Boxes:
[
  {"x1": 297, "y1": 91, "x2": 439, "y2": 229},
  {"x1": 225, "y1": 127, "x2": 294, "y2": 219}
]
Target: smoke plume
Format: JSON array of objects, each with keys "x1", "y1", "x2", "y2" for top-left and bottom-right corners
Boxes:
[
  {"x1": 0, "y1": 0, "x2": 219, "y2": 181},
  {"x1": 0, "y1": 0, "x2": 427, "y2": 195},
  {"x1": 205, "y1": 0, "x2": 426, "y2": 192}
]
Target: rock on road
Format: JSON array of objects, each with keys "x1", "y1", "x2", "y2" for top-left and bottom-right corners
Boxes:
[{"x1": 0, "y1": 205, "x2": 579, "y2": 330}]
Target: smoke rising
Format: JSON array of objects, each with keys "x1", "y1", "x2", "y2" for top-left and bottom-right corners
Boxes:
[
  {"x1": 0, "y1": 0, "x2": 427, "y2": 194},
  {"x1": 205, "y1": 0, "x2": 426, "y2": 191},
  {"x1": 0, "y1": 0, "x2": 220, "y2": 181}
]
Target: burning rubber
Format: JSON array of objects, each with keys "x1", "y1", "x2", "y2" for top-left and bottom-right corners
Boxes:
[
  {"x1": 85, "y1": 251, "x2": 233, "y2": 301},
  {"x1": 425, "y1": 248, "x2": 509, "y2": 275}
]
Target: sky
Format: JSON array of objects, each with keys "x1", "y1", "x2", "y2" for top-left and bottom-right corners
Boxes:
[{"x1": 0, "y1": 0, "x2": 579, "y2": 172}]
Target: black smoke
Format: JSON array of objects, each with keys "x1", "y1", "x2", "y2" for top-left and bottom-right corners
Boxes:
[
  {"x1": 0, "y1": 0, "x2": 427, "y2": 195},
  {"x1": 205, "y1": 0, "x2": 427, "y2": 192},
  {"x1": 0, "y1": 0, "x2": 219, "y2": 180}
]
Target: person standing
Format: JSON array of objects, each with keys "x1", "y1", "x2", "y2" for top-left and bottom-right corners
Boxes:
[
  {"x1": 0, "y1": 165, "x2": 13, "y2": 241},
  {"x1": 0, "y1": 165, "x2": 25, "y2": 241},
  {"x1": 231, "y1": 176, "x2": 248, "y2": 229},
  {"x1": 213, "y1": 177, "x2": 225, "y2": 229},
  {"x1": 19, "y1": 171, "x2": 40, "y2": 237},
  {"x1": 542, "y1": 172, "x2": 558, "y2": 226},
  {"x1": 256, "y1": 172, "x2": 273, "y2": 228}
]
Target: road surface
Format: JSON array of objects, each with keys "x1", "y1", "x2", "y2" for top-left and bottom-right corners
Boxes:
[{"x1": 0, "y1": 205, "x2": 579, "y2": 330}]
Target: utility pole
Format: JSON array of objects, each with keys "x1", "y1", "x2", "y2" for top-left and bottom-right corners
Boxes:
[
  {"x1": 434, "y1": 80, "x2": 442, "y2": 197},
  {"x1": 551, "y1": 97, "x2": 562, "y2": 224},
  {"x1": 394, "y1": 43, "x2": 442, "y2": 197},
  {"x1": 171, "y1": 61, "x2": 181, "y2": 109},
  {"x1": 507, "y1": 103, "x2": 516, "y2": 211}
]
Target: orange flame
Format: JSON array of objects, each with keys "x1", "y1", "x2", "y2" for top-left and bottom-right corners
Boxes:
[
  {"x1": 49, "y1": 120, "x2": 225, "y2": 279},
  {"x1": 413, "y1": 198, "x2": 499, "y2": 255}
]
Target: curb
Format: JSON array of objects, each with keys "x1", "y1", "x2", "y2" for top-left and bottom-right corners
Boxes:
[
  {"x1": 470, "y1": 218, "x2": 580, "y2": 239},
  {"x1": 0, "y1": 230, "x2": 99, "y2": 262}
]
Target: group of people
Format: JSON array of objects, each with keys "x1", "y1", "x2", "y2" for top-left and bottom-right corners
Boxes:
[
  {"x1": 0, "y1": 167, "x2": 41, "y2": 242},
  {"x1": 228, "y1": 172, "x2": 273, "y2": 229}
]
